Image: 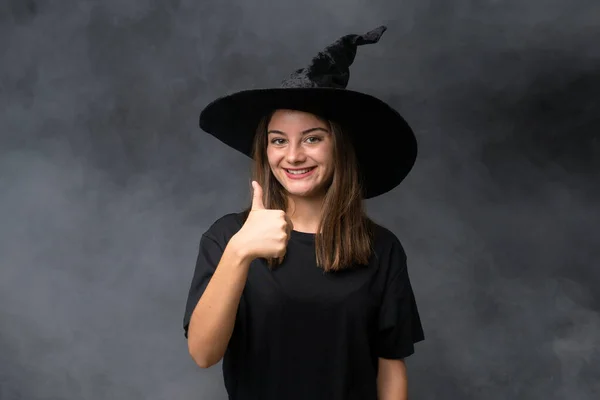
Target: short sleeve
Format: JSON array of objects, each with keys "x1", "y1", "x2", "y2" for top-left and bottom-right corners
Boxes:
[
  {"x1": 377, "y1": 237, "x2": 425, "y2": 359},
  {"x1": 182, "y1": 232, "x2": 224, "y2": 338}
]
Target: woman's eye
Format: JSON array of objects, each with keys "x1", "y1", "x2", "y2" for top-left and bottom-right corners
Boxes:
[{"x1": 270, "y1": 137, "x2": 321, "y2": 145}]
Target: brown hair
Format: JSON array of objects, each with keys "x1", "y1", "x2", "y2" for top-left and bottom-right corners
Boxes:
[{"x1": 241, "y1": 111, "x2": 375, "y2": 272}]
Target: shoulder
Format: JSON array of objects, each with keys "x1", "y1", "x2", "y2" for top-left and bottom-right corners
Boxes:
[
  {"x1": 202, "y1": 210, "x2": 249, "y2": 246},
  {"x1": 368, "y1": 220, "x2": 408, "y2": 266},
  {"x1": 370, "y1": 220, "x2": 406, "y2": 253}
]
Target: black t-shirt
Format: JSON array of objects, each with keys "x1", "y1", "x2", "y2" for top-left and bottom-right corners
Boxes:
[{"x1": 183, "y1": 211, "x2": 424, "y2": 400}]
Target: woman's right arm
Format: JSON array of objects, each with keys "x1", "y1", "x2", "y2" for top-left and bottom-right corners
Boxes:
[
  {"x1": 187, "y1": 181, "x2": 292, "y2": 367},
  {"x1": 186, "y1": 233, "x2": 252, "y2": 368}
]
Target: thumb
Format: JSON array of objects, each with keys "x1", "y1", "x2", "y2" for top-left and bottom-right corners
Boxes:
[{"x1": 251, "y1": 181, "x2": 265, "y2": 210}]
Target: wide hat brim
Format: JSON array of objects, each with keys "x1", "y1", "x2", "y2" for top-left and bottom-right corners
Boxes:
[{"x1": 199, "y1": 87, "x2": 417, "y2": 199}]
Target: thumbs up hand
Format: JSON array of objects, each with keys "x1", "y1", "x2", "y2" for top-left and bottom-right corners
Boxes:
[{"x1": 233, "y1": 181, "x2": 294, "y2": 261}]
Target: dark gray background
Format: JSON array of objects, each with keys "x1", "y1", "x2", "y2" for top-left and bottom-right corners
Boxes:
[{"x1": 1, "y1": 0, "x2": 599, "y2": 399}]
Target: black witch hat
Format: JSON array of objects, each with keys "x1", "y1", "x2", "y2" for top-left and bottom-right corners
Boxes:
[{"x1": 199, "y1": 26, "x2": 417, "y2": 199}]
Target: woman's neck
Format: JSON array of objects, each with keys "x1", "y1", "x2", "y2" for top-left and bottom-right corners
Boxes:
[{"x1": 286, "y1": 195, "x2": 324, "y2": 234}]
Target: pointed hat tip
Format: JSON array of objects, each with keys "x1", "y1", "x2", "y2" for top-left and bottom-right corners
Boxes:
[
  {"x1": 358, "y1": 25, "x2": 387, "y2": 44},
  {"x1": 370, "y1": 25, "x2": 387, "y2": 35}
]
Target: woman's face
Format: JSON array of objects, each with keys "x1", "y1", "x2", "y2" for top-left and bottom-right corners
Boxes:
[{"x1": 266, "y1": 109, "x2": 335, "y2": 199}]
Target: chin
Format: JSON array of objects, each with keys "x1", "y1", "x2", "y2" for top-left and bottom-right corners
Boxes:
[
  {"x1": 286, "y1": 183, "x2": 329, "y2": 199},
  {"x1": 284, "y1": 186, "x2": 314, "y2": 196}
]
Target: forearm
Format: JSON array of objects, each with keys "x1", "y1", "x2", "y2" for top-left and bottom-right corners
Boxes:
[
  {"x1": 377, "y1": 358, "x2": 408, "y2": 400},
  {"x1": 187, "y1": 234, "x2": 252, "y2": 367}
]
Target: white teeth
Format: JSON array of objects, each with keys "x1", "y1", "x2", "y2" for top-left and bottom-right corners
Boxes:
[{"x1": 287, "y1": 168, "x2": 312, "y2": 175}]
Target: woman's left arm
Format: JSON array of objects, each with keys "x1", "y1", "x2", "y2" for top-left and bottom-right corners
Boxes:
[{"x1": 377, "y1": 357, "x2": 408, "y2": 400}]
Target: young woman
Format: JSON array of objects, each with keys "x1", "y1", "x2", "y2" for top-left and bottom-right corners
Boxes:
[{"x1": 183, "y1": 26, "x2": 425, "y2": 400}]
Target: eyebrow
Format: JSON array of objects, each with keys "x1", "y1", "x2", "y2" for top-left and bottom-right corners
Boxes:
[{"x1": 267, "y1": 127, "x2": 330, "y2": 135}]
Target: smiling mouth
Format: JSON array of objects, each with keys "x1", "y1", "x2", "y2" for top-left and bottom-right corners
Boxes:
[{"x1": 285, "y1": 167, "x2": 316, "y2": 175}]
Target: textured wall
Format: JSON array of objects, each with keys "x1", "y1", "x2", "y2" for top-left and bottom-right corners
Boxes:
[{"x1": 1, "y1": 0, "x2": 599, "y2": 399}]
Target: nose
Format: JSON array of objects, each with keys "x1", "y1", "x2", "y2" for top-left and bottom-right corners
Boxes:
[{"x1": 285, "y1": 142, "x2": 307, "y2": 164}]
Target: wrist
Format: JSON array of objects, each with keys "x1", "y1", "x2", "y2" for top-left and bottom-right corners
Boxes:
[{"x1": 228, "y1": 233, "x2": 254, "y2": 265}]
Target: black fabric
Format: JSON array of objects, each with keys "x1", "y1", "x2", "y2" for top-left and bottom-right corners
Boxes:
[
  {"x1": 198, "y1": 25, "x2": 418, "y2": 200},
  {"x1": 280, "y1": 26, "x2": 386, "y2": 89},
  {"x1": 183, "y1": 212, "x2": 425, "y2": 400}
]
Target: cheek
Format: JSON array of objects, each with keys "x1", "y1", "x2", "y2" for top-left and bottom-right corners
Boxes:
[
  {"x1": 317, "y1": 146, "x2": 335, "y2": 167},
  {"x1": 266, "y1": 148, "x2": 280, "y2": 167},
  {"x1": 266, "y1": 146, "x2": 274, "y2": 160}
]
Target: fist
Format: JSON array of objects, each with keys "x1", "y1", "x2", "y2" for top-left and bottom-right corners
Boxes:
[{"x1": 235, "y1": 181, "x2": 294, "y2": 261}]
